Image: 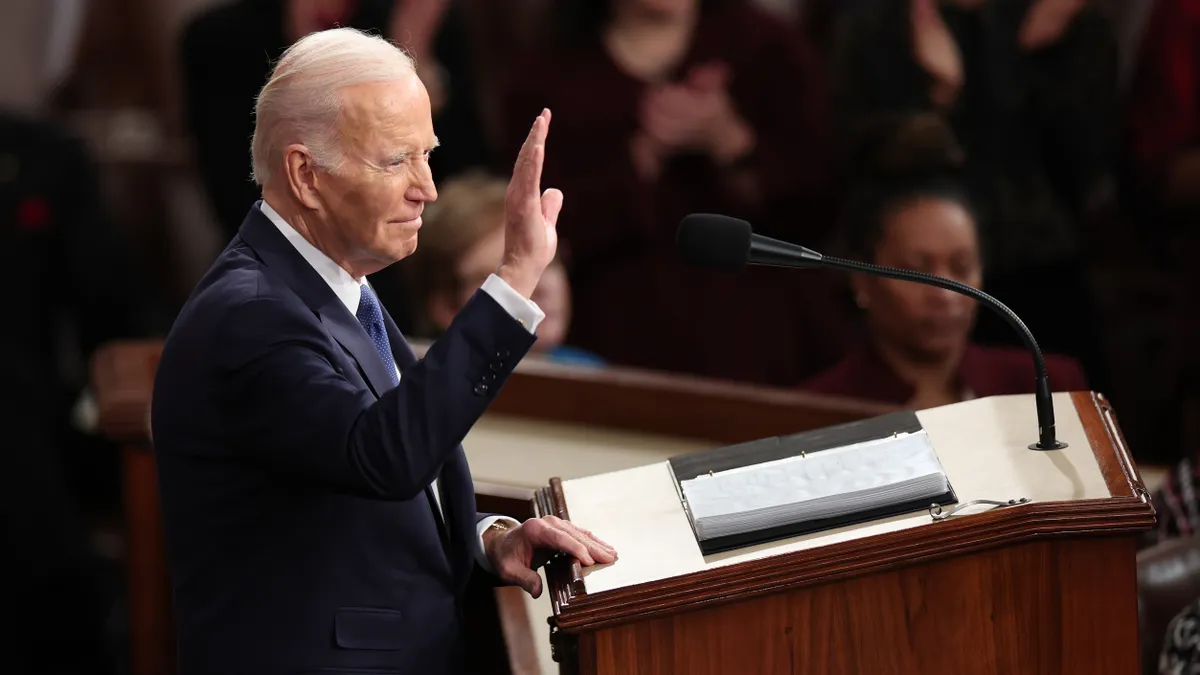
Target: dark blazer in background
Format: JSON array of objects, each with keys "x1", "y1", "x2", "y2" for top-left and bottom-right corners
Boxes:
[{"x1": 151, "y1": 205, "x2": 534, "y2": 674}]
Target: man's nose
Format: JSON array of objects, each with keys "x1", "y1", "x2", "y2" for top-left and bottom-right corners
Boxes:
[{"x1": 409, "y1": 159, "x2": 437, "y2": 202}]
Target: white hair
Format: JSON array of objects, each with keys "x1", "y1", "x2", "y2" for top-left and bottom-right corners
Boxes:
[{"x1": 250, "y1": 27, "x2": 415, "y2": 186}]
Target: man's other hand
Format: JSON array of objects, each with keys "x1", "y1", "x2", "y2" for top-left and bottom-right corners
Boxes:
[{"x1": 484, "y1": 515, "x2": 617, "y2": 598}]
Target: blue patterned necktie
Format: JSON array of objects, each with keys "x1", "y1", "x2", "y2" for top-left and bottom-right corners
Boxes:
[{"x1": 356, "y1": 284, "x2": 400, "y2": 387}]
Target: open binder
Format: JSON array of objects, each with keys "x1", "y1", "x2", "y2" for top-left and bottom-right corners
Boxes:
[{"x1": 669, "y1": 411, "x2": 958, "y2": 554}]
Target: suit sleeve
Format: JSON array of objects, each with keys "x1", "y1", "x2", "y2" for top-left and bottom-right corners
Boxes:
[{"x1": 214, "y1": 290, "x2": 535, "y2": 500}]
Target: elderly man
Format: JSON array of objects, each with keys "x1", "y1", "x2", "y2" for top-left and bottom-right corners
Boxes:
[{"x1": 151, "y1": 28, "x2": 615, "y2": 674}]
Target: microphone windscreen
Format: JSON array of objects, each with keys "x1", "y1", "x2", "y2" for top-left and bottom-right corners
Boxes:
[{"x1": 676, "y1": 214, "x2": 752, "y2": 271}]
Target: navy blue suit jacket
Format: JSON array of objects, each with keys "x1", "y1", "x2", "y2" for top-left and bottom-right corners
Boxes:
[{"x1": 151, "y1": 205, "x2": 535, "y2": 674}]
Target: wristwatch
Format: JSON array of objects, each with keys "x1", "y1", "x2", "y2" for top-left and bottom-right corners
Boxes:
[{"x1": 485, "y1": 518, "x2": 519, "y2": 537}]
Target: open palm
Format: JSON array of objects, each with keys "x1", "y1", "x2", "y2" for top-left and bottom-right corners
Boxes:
[{"x1": 498, "y1": 109, "x2": 563, "y2": 298}]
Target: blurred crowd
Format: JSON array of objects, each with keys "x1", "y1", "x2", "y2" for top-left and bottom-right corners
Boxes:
[{"x1": 5, "y1": 0, "x2": 1200, "y2": 672}]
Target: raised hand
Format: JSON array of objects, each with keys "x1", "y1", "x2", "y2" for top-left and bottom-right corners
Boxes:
[
  {"x1": 911, "y1": 0, "x2": 963, "y2": 109},
  {"x1": 484, "y1": 516, "x2": 617, "y2": 598},
  {"x1": 497, "y1": 109, "x2": 563, "y2": 299}
]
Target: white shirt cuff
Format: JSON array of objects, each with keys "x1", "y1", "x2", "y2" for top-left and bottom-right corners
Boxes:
[
  {"x1": 475, "y1": 515, "x2": 520, "y2": 573},
  {"x1": 481, "y1": 273, "x2": 544, "y2": 334}
]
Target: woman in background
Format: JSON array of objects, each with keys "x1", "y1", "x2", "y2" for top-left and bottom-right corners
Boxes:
[
  {"x1": 802, "y1": 114, "x2": 1087, "y2": 408},
  {"x1": 831, "y1": 0, "x2": 1116, "y2": 391},
  {"x1": 401, "y1": 172, "x2": 604, "y2": 368},
  {"x1": 499, "y1": 0, "x2": 845, "y2": 385}
]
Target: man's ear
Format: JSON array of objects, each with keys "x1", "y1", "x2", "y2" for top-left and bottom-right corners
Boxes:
[
  {"x1": 284, "y1": 144, "x2": 322, "y2": 210},
  {"x1": 428, "y1": 290, "x2": 459, "y2": 333}
]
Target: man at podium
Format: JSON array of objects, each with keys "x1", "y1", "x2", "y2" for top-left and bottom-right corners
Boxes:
[{"x1": 150, "y1": 28, "x2": 614, "y2": 675}]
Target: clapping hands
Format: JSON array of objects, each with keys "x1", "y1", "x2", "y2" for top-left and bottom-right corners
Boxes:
[{"x1": 632, "y1": 62, "x2": 755, "y2": 179}]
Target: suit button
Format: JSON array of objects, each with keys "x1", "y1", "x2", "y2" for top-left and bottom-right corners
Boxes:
[
  {"x1": 483, "y1": 372, "x2": 497, "y2": 382},
  {"x1": 489, "y1": 362, "x2": 503, "y2": 373},
  {"x1": 474, "y1": 383, "x2": 490, "y2": 396},
  {"x1": 496, "y1": 348, "x2": 511, "y2": 359}
]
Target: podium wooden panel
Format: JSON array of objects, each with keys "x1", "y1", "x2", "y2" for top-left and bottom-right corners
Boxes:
[
  {"x1": 533, "y1": 392, "x2": 1156, "y2": 674},
  {"x1": 89, "y1": 339, "x2": 891, "y2": 675}
]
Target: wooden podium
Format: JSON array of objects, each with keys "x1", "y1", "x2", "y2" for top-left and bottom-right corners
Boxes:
[{"x1": 533, "y1": 392, "x2": 1156, "y2": 674}]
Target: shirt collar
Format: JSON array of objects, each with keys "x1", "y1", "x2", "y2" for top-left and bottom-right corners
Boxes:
[{"x1": 259, "y1": 200, "x2": 364, "y2": 316}]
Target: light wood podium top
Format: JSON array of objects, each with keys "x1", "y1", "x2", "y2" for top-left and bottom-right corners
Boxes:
[{"x1": 536, "y1": 391, "x2": 1155, "y2": 633}]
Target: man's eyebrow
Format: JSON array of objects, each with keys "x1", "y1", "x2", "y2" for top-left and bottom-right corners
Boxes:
[{"x1": 380, "y1": 137, "x2": 440, "y2": 164}]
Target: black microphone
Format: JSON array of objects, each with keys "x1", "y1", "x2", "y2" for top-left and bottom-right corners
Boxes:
[{"x1": 677, "y1": 213, "x2": 1066, "y2": 451}]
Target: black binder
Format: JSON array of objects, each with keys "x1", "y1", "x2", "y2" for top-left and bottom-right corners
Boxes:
[{"x1": 669, "y1": 411, "x2": 958, "y2": 555}]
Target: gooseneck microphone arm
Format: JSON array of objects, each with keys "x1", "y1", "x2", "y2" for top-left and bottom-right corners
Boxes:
[
  {"x1": 676, "y1": 214, "x2": 1067, "y2": 451},
  {"x1": 815, "y1": 254, "x2": 1064, "y2": 451}
]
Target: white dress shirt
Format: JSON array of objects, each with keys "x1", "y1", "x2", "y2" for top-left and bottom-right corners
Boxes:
[{"x1": 261, "y1": 200, "x2": 538, "y2": 572}]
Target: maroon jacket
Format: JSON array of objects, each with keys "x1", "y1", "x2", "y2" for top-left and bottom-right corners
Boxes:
[
  {"x1": 500, "y1": 1, "x2": 842, "y2": 386},
  {"x1": 801, "y1": 342, "x2": 1089, "y2": 404}
]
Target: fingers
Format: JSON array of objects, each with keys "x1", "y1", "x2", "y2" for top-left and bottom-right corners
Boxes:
[
  {"x1": 511, "y1": 110, "x2": 550, "y2": 207},
  {"x1": 504, "y1": 563, "x2": 543, "y2": 599},
  {"x1": 530, "y1": 516, "x2": 617, "y2": 567},
  {"x1": 541, "y1": 188, "x2": 564, "y2": 227},
  {"x1": 524, "y1": 516, "x2": 593, "y2": 564},
  {"x1": 559, "y1": 520, "x2": 618, "y2": 565},
  {"x1": 541, "y1": 522, "x2": 595, "y2": 565}
]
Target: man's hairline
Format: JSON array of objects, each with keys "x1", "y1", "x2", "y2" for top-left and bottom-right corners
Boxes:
[{"x1": 306, "y1": 76, "x2": 441, "y2": 175}]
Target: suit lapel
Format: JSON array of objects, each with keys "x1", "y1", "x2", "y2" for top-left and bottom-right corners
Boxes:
[
  {"x1": 239, "y1": 204, "x2": 466, "y2": 578},
  {"x1": 318, "y1": 301, "x2": 397, "y2": 398},
  {"x1": 237, "y1": 204, "x2": 398, "y2": 398},
  {"x1": 382, "y1": 307, "x2": 460, "y2": 562},
  {"x1": 384, "y1": 310, "x2": 476, "y2": 581}
]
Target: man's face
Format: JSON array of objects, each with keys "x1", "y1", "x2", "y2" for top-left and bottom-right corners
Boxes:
[{"x1": 309, "y1": 75, "x2": 439, "y2": 276}]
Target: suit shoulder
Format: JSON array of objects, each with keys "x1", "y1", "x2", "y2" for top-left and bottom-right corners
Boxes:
[{"x1": 168, "y1": 244, "x2": 319, "y2": 357}]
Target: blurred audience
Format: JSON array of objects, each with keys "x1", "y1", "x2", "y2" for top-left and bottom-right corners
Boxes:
[
  {"x1": 399, "y1": 171, "x2": 604, "y2": 367},
  {"x1": 9, "y1": 0, "x2": 1200, "y2": 671},
  {"x1": 180, "y1": 0, "x2": 487, "y2": 241},
  {"x1": 831, "y1": 0, "x2": 1117, "y2": 390},
  {"x1": 1124, "y1": 0, "x2": 1200, "y2": 463},
  {"x1": 1, "y1": 109, "x2": 143, "y2": 674},
  {"x1": 802, "y1": 113, "x2": 1087, "y2": 408},
  {"x1": 501, "y1": 0, "x2": 846, "y2": 385},
  {"x1": 1144, "y1": 457, "x2": 1200, "y2": 550},
  {"x1": 1159, "y1": 596, "x2": 1200, "y2": 674},
  {"x1": 1126, "y1": 0, "x2": 1200, "y2": 210}
]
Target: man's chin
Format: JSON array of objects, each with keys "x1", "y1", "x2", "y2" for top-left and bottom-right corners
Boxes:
[{"x1": 385, "y1": 238, "x2": 419, "y2": 263}]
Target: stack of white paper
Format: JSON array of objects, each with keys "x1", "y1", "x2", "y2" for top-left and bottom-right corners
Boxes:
[{"x1": 679, "y1": 430, "x2": 949, "y2": 540}]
